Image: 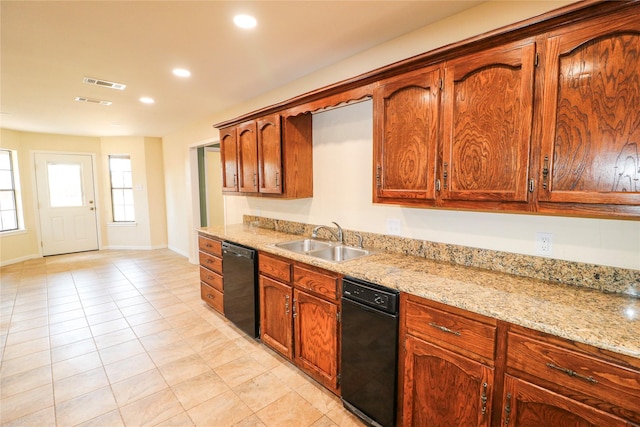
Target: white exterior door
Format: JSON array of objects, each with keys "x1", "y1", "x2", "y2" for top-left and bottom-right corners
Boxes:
[{"x1": 34, "y1": 153, "x2": 99, "y2": 256}]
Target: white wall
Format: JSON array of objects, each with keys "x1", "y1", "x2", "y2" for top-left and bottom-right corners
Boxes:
[
  {"x1": 161, "y1": 0, "x2": 640, "y2": 270},
  {"x1": 226, "y1": 100, "x2": 640, "y2": 270}
]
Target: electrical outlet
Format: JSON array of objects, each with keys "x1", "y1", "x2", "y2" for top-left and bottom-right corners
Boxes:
[
  {"x1": 386, "y1": 219, "x2": 402, "y2": 236},
  {"x1": 536, "y1": 232, "x2": 553, "y2": 256}
]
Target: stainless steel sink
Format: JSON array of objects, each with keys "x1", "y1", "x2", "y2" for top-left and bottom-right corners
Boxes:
[
  {"x1": 308, "y1": 245, "x2": 371, "y2": 262},
  {"x1": 272, "y1": 238, "x2": 373, "y2": 263},
  {"x1": 274, "y1": 238, "x2": 333, "y2": 253}
]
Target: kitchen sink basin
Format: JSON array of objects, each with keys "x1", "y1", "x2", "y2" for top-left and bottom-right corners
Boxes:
[
  {"x1": 272, "y1": 238, "x2": 374, "y2": 263},
  {"x1": 308, "y1": 245, "x2": 371, "y2": 262},
  {"x1": 274, "y1": 238, "x2": 333, "y2": 252}
]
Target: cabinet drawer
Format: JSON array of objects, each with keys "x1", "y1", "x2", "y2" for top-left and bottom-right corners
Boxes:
[
  {"x1": 507, "y1": 331, "x2": 640, "y2": 418},
  {"x1": 200, "y1": 266, "x2": 223, "y2": 292},
  {"x1": 198, "y1": 235, "x2": 222, "y2": 256},
  {"x1": 405, "y1": 298, "x2": 496, "y2": 364},
  {"x1": 293, "y1": 265, "x2": 339, "y2": 300},
  {"x1": 259, "y1": 253, "x2": 291, "y2": 282},
  {"x1": 199, "y1": 251, "x2": 222, "y2": 274},
  {"x1": 201, "y1": 282, "x2": 224, "y2": 314}
]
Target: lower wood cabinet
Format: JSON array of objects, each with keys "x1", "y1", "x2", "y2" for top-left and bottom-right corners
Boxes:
[
  {"x1": 400, "y1": 293, "x2": 497, "y2": 426},
  {"x1": 259, "y1": 252, "x2": 342, "y2": 394},
  {"x1": 399, "y1": 292, "x2": 640, "y2": 427},
  {"x1": 198, "y1": 234, "x2": 224, "y2": 314}
]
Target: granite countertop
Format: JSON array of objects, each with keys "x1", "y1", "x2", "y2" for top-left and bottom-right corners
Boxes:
[{"x1": 199, "y1": 224, "x2": 640, "y2": 360}]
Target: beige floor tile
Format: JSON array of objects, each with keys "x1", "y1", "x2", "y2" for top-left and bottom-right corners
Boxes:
[
  {"x1": 125, "y1": 309, "x2": 164, "y2": 326},
  {"x1": 119, "y1": 388, "x2": 184, "y2": 427},
  {"x1": 50, "y1": 326, "x2": 93, "y2": 348},
  {"x1": 49, "y1": 317, "x2": 89, "y2": 335},
  {"x1": 53, "y1": 367, "x2": 109, "y2": 403},
  {"x1": 86, "y1": 309, "x2": 123, "y2": 326},
  {"x1": 270, "y1": 361, "x2": 314, "y2": 389},
  {"x1": 47, "y1": 301, "x2": 83, "y2": 315},
  {"x1": 89, "y1": 318, "x2": 130, "y2": 337},
  {"x1": 52, "y1": 350, "x2": 102, "y2": 381},
  {"x1": 0, "y1": 406, "x2": 56, "y2": 427},
  {"x1": 214, "y1": 355, "x2": 267, "y2": 388},
  {"x1": 55, "y1": 386, "x2": 117, "y2": 426},
  {"x1": 0, "y1": 383, "x2": 54, "y2": 424},
  {"x1": 51, "y1": 337, "x2": 96, "y2": 363},
  {"x1": 103, "y1": 352, "x2": 156, "y2": 383},
  {"x1": 296, "y1": 381, "x2": 342, "y2": 414},
  {"x1": 249, "y1": 346, "x2": 285, "y2": 370},
  {"x1": 184, "y1": 329, "x2": 229, "y2": 353},
  {"x1": 147, "y1": 341, "x2": 195, "y2": 366},
  {"x1": 2, "y1": 336, "x2": 50, "y2": 361},
  {"x1": 98, "y1": 338, "x2": 145, "y2": 365},
  {"x1": 6, "y1": 315, "x2": 48, "y2": 333},
  {"x1": 157, "y1": 354, "x2": 211, "y2": 386},
  {"x1": 75, "y1": 409, "x2": 124, "y2": 427},
  {"x1": 111, "y1": 368, "x2": 169, "y2": 406},
  {"x1": 187, "y1": 389, "x2": 254, "y2": 426},
  {"x1": 48, "y1": 308, "x2": 85, "y2": 324},
  {"x1": 153, "y1": 411, "x2": 194, "y2": 427},
  {"x1": 310, "y1": 416, "x2": 340, "y2": 427},
  {"x1": 233, "y1": 371, "x2": 291, "y2": 412},
  {"x1": 82, "y1": 301, "x2": 118, "y2": 315},
  {"x1": 171, "y1": 369, "x2": 229, "y2": 410},
  {"x1": 0, "y1": 364, "x2": 52, "y2": 399},
  {"x1": 0, "y1": 349, "x2": 51, "y2": 378},
  {"x1": 232, "y1": 414, "x2": 268, "y2": 427},
  {"x1": 118, "y1": 301, "x2": 155, "y2": 316},
  {"x1": 324, "y1": 406, "x2": 367, "y2": 427},
  {"x1": 7, "y1": 308, "x2": 44, "y2": 323},
  {"x1": 93, "y1": 327, "x2": 137, "y2": 349},
  {"x1": 139, "y1": 328, "x2": 183, "y2": 351},
  {"x1": 200, "y1": 340, "x2": 246, "y2": 368},
  {"x1": 5, "y1": 325, "x2": 49, "y2": 346},
  {"x1": 256, "y1": 391, "x2": 323, "y2": 427}
]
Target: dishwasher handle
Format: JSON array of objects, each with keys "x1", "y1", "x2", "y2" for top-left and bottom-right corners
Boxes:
[{"x1": 222, "y1": 241, "x2": 256, "y2": 259}]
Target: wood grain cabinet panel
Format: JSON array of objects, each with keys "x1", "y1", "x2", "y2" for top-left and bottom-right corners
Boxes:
[
  {"x1": 198, "y1": 235, "x2": 222, "y2": 257},
  {"x1": 373, "y1": 66, "x2": 441, "y2": 204},
  {"x1": 501, "y1": 375, "x2": 629, "y2": 427},
  {"x1": 200, "y1": 282, "x2": 224, "y2": 314},
  {"x1": 257, "y1": 114, "x2": 283, "y2": 194},
  {"x1": 538, "y1": 11, "x2": 640, "y2": 212},
  {"x1": 237, "y1": 121, "x2": 259, "y2": 193},
  {"x1": 220, "y1": 127, "x2": 238, "y2": 192},
  {"x1": 198, "y1": 234, "x2": 224, "y2": 314},
  {"x1": 259, "y1": 275, "x2": 293, "y2": 359},
  {"x1": 441, "y1": 39, "x2": 535, "y2": 204}
]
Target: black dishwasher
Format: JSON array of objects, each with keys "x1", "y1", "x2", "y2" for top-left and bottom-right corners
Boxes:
[
  {"x1": 341, "y1": 276, "x2": 400, "y2": 427},
  {"x1": 222, "y1": 241, "x2": 259, "y2": 338}
]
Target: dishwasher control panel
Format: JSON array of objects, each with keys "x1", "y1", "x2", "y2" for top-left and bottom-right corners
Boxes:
[{"x1": 342, "y1": 277, "x2": 399, "y2": 315}]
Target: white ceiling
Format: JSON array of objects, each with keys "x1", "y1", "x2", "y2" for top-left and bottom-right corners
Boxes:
[{"x1": 1, "y1": 1, "x2": 483, "y2": 138}]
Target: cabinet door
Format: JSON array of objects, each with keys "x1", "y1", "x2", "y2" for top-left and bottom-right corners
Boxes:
[
  {"x1": 539, "y1": 13, "x2": 640, "y2": 207},
  {"x1": 220, "y1": 127, "x2": 238, "y2": 192},
  {"x1": 402, "y1": 335, "x2": 493, "y2": 427},
  {"x1": 501, "y1": 375, "x2": 628, "y2": 427},
  {"x1": 259, "y1": 275, "x2": 293, "y2": 360},
  {"x1": 257, "y1": 114, "x2": 283, "y2": 194},
  {"x1": 293, "y1": 289, "x2": 339, "y2": 392},
  {"x1": 373, "y1": 66, "x2": 441, "y2": 203},
  {"x1": 237, "y1": 120, "x2": 258, "y2": 193},
  {"x1": 441, "y1": 40, "x2": 535, "y2": 203}
]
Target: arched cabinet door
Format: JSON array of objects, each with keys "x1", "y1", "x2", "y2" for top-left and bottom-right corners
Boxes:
[
  {"x1": 538, "y1": 11, "x2": 640, "y2": 208},
  {"x1": 237, "y1": 120, "x2": 258, "y2": 193},
  {"x1": 373, "y1": 66, "x2": 441, "y2": 205},
  {"x1": 441, "y1": 38, "x2": 536, "y2": 204},
  {"x1": 257, "y1": 114, "x2": 283, "y2": 194},
  {"x1": 219, "y1": 126, "x2": 239, "y2": 192}
]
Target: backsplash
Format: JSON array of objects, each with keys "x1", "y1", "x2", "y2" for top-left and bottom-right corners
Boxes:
[{"x1": 243, "y1": 215, "x2": 640, "y2": 296}]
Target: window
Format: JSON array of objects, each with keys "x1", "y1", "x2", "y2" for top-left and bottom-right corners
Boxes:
[
  {"x1": 0, "y1": 149, "x2": 19, "y2": 232},
  {"x1": 109, "y1": 155, "x2": 135, "y2": 222}
]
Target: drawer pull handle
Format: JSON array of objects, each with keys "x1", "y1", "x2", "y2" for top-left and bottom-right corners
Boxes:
[
  {"x1": 546, "y1": 363, "x2": 598, "y2": 384},
  {"x1": 206, "y1": 259, "x2": 213, "y2": 264},
  {"x1": 207, "y1": 294, "x2": 214, "y2": 299},
  {"x1": 429, "y1": 322, "x2": 461, "y2": 336}
]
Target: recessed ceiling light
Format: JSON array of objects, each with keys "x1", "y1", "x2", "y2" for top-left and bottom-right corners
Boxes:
[
  {"x1": 173, "y1": 68, "x2": 191, "y2": 78},
  {"x1": 233, "y1": 14, "x2": 257, "y2": 29},
  {"x1": 140, "y1": 97, "x2": 155, "y2": 104}
]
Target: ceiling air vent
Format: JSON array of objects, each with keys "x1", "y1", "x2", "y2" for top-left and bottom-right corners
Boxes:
[
  {"x1": 75, "y1": 96, "x2": 112, "y2": 106},
  {"x1": 82, "y1": 77, "x2": 126, "y2": 90}
]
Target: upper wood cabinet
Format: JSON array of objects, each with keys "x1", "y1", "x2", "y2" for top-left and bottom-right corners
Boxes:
[
  {"x1": 373, "y1": 66, "x2": 441, "y2": 204},
  {"x1": 441, "y1": 39, "x2": 536, "y2": 204},
  {"x1": 538, "y1": 11, "x2": 640, "y2": 213},
  {"x1": 220, "y1": 127, "x2": 238, "y2": 192},
  {"x1": 219, "y1": 113, "x2": 313, "y2": 198},
  {"x1": 257, "y1": 114, "x2": 282, "y2": 194},
  {"x1": 237, "y1": 121, "x2": 259, "y2": 193}
]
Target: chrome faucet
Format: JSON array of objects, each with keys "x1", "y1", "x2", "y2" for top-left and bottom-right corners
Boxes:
[{"x1": 312, "y1": 221, "x2": 344, "y2": 244}]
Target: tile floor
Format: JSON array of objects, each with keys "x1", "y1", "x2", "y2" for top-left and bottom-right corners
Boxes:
[{"x1": 0, "y1": 249, "x2": 365, "y2": 426}]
